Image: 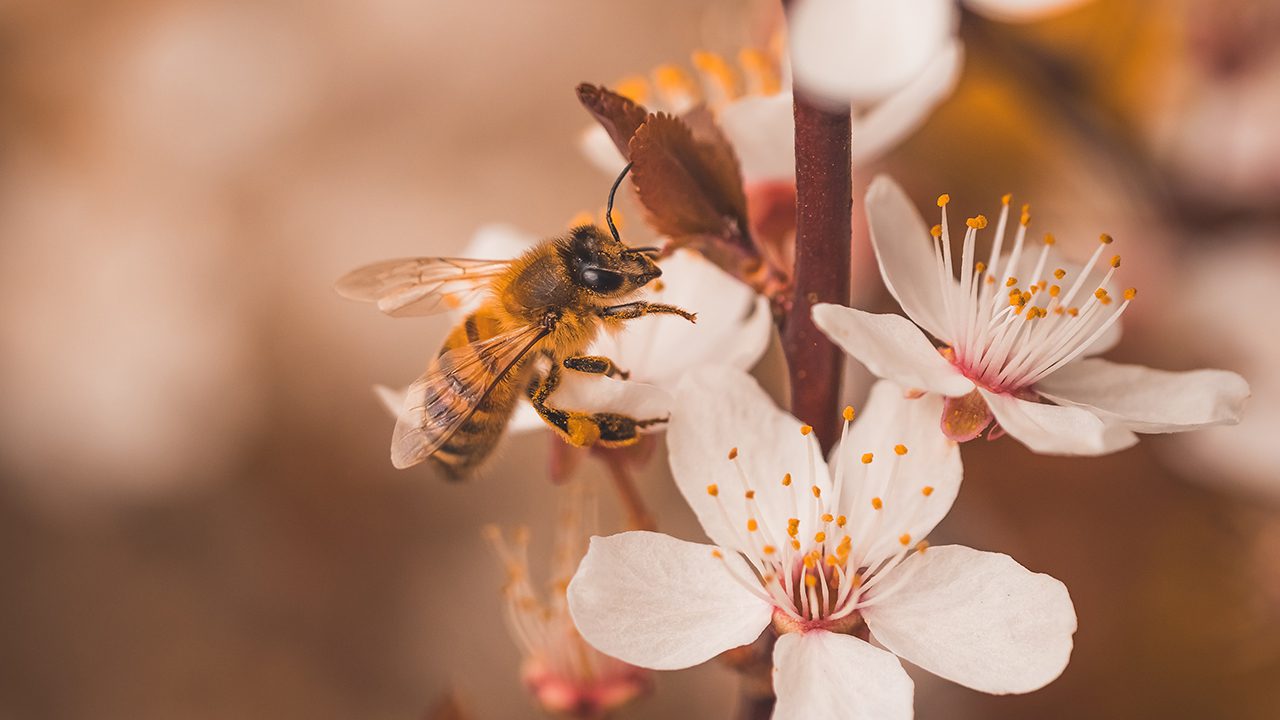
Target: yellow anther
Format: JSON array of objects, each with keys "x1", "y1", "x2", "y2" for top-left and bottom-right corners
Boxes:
[
  {"x1": 804, "y1": 574, "x2": 818, "y2": 587},
  {"x1": 745, "y1": 490, "x2": 756, "y2": 500},
  {"x1": 567, "y1": 210, "x2": 595, "y2": 228},
  {"x1": 613, "y1": 75, "x2": 651, "y2": 104},
  {"x1": 1054, "y1": 268, "x2": 1067, "y2": 280},
  {"x1": 763, "y1": 545, "x2": 776, "y2": 555},
  {"x1": 843, "y1": 406, "x2": 855, "y2": 422},
  {"x1": 814, "y1": 532, "x2": 827, "y2": 543},
  {"x1": 1044, "y1": 232, "x2": 1056, "y2": 245},
  {"x1": 826, "y1": 555, "x2": 839, "y2": 567},
  {"x1": 1049, "y1": 284, "x2": 1061, "y2": 297},
  {"x1": 1006, "y1": 276, "x2": 1018, "y2": 287},
  {"x1": 811, "y1": 485, "x2": 822, "y2": 498},
  {"x1": 922, "y1": 485, "x2": 935, "y2": 496},
  {"x1": 706, "y1": 484, "x2": 719, "y2": 497},
  {"x1": 800, "y1": 425, "x2": 813, "y2": 436},
  {"x1": 1020, "y1": 208, "x2": 1032, "y2": 227},
  {"x1": 653, "y1": 64, "x2": 697, "y2": 97},
  {"x1": 965, "y1": 215, "x2": 985, "y2": 230},
  {"x1": 975, "y1": 261, "x2": 986, "y2": 273},
  {"x1": 1094, "y1": 288, "x2": 1108, "y2": 300},
  {"x1": 930, "y1": 224, "x2": 942, "y2": 238},
  {"x1": 861, "y1": 452, "x2": 874, "y2": 464},
  {"x1": 937, "y1": 194, "x2": 950, "y2": 207},
  {"x1": 894, "y1": 444, "x2": 908, "y2": 455},
  {"x1": 788, "y1": 517, "x2": 800, "y2": 527},
  {"x1": 1124, "y1": 287, "x2": 1137, "y2": 300},
  {"x1": 1068, "y1": 307, "x2": 1080, "y2": 317},
  {"x1": 791, "y1": 539, "x2": 801, "y2": 550},
  {"x1": 821, "y1": 513, "x2": 834, "y2": 523},
  {"x1": 728, "y1": 447, "x2": 738, "y2": 460},
  {"x1": 836, "y1": 515, "x2": 847, "y2": 527},
  {"x1": 782, "y1": 473, "x2": 792, "y2": 487},
  {"x1": 871, "y1": 497, "x2": 883, "y2": 510},
  {"x1": 1100, "y1": 295, "x2": 1113, "y2": 306},
  {"x1": 738, "y1": 48, "x2": 781, "y2": 95},
  {"x1": 747, "y1": 519, "x2": 759, "y2": 532},
  {"x1": 916, "y1": 540, "x2": 930, "y2": 553},
  {"x1": 1110, "y1": 254, "x2": 1122, "y2": 268},
  {"x1": 899, "y1": 533, "x2": 912, "y2": 546},
  {"x1": 803, "y1": 554, "x2": 816, "y2": 569},
  {"x1": 1054, "y1": 306, "x2": 1065, "y2": 315},
  {"x1": 1100, "y1": 233, "x2": 1114, "y2": 244},
  {"x1": 1001, "y1": 193, "x2": 1012, "y2": 205},
  {"x1": 712, "y1": 549, "x2": 723, "y2": 559},
  {"x1": 691, "y1": 50, "x2": 740, "y2": 98}
]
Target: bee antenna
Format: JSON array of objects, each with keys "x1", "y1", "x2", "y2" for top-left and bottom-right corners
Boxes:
[{"x1": 605, "y1": 161, "x2": 633, "y2": 243}]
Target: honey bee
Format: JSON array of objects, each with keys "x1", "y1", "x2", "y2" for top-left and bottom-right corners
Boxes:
[{"x1": 336, "y1": 165, "x2": 695, "y2": 477}]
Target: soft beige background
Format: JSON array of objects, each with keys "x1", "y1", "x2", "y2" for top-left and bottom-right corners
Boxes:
[{"x1": 2, "y1": 0, "x2": 1278, "y2": 718}]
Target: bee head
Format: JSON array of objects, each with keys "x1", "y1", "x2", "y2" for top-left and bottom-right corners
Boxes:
[{"x1": 562, "y1": 225, "x2": 662, "y2": 296}]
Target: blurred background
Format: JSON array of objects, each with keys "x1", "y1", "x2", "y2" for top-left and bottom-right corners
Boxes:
[{"x1": 1, "y1": 0, "x2": 1278, "y2": 717}]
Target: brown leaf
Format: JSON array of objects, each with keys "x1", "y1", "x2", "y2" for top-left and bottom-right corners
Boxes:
[
  {"x1": 575, "y1": 83, "x2": 649, "y2": 159},
  {"x1": 628, "y1": 112, "x2": 751, "y2": 249}
]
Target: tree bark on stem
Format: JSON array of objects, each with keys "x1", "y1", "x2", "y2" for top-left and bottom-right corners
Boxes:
[{"x1": 782, "y1": 92, "x2": 852, "y2": 452}]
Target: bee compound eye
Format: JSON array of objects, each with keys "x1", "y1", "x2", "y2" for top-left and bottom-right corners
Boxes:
[{"x1": 579, "y1": 266, "x2": 624, "y2": 293}]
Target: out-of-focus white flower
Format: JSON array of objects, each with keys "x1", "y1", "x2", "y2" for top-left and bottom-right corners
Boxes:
[
  {"x1": 374, "y1": 223, "x2": 771, "y2": 434},
  {"x1": 789, "y1": 0, "x2": 1093, "y2": 106},
  {"x1": 1158, "y1": 238, "x2": 1280, "y2": 501},
  {"x1": 568, "y1": 368, "x2": 1077, "y2": 718},
  {"x1": 484, "y1": 483, "x2": 650, "y2": 718},
  {"x1": 812, "y1": 176, "x2": 1249, "y2": 456},
  {"x1": 580, "y1": 45, "x2": 962, "y2": 185}
]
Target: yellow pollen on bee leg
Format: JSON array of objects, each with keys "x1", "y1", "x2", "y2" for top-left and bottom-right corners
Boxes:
[
  {"x1": 894, "y1": 444, "x2": 908, "y2": 455},
  {"x1": 899, "y1": 533, "x2": 912, "y2": 546},
  {"x1": 861, "y1": 453, "x2": 874, "y2": 464},
  {"x1": 706, "y1": 484, "x2": 719, "y2": 497},
  {"x1": 930, "y1": 224, "x2": 942, "y2": 238},
  {"x1": 843, "y1": 406, "x2": 855, "y2": 422},
  {"x1": 937, "y1": 194, "x2": 950, "y2": 207},
  {"x1": 727, "y1": 447, "x2": 738, "y2": 460},
  {"x1": 922, "y1": 485, "x2": 934, "y2": 496},
  {"x1": 1100, "y1": 233, "x2": 1114, "y2": 244},
  {"x1": 800, "y1": 425, "x2": 813, "y2": 436},
  {"x1": 871, "y1": 497, "x2": 884, "y2": 510},
  {"x1": 613, "y1": 75, "x2": 651, "y2": 103},
  {"x1": 1124, "y1": 287, "x2": 1138, "y2": 300}
]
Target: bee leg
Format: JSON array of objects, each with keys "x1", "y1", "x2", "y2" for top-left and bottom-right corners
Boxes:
[
  {"x1": 527, "y1": 364, "x2": 666, "y2": 448},
  {"x1": 562, "y1": 355, "x2": 629, "y2": 380},
  {"x1": 598, "y1": 301, "x2": 697, "y2": 324}
]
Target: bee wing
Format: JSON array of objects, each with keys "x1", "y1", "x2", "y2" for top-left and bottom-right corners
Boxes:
[
  {"x1": 335, "y1": 257, "x2": 511, "y2": 317},
  {"x1": 391, "y1": 323, "x2": 549, "y2": 469}
]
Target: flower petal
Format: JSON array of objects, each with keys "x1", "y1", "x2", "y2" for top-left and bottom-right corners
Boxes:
[
  {"x1": 964, "y1": 0, "x2": 1094, "y2": 23},
  {"x1": 865, "y1": 175, "x2": 954, "y2": 339},
  {"x1": 812, "y1": 304, "x2": 973, "y2": 397},
  {"x1": 567, "y1": 531, "x2": 772, "y2": 670},
  {"x1": 790, "y1": 0, "x2": 956, "y2": 105},
  {"x1": 835, "y1": 381, "x2": 961, "y2": 557},
  {"x1": 853, "y1": 40, "x2": 963, "y2": 165},
  {"x1": 863, "y1": 545, "x2": 1077, "y2": 694},
  {"x1": 591, "y1": 250, "x2": 771, "y2": 388},
  {"x1": 980, "y1": 388, "x2": 1135, "y2": 455},
  {"x1": 669, "y1": 366, "x2": 831, "y2": 548},
  {"x1": 550, "y1": 372, "x2": 673, "y2": 426},
  {"x1": 719, "y1": 93, "x2": 796, "y2": 183},
  {"x1": 1036, "y1": 358, "x2": 1250, "y2": 434},
  {"x1": 773, "y1": 630, "x2": 914, "y2": 720}
]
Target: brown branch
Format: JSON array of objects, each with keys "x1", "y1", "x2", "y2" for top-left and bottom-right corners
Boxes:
[
  {"x1": 781, "y1": 91, "x2": 852, "y2": 452},
  {"x1": 601, "y1": 452, "x2": 654, "y2": 531}
]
